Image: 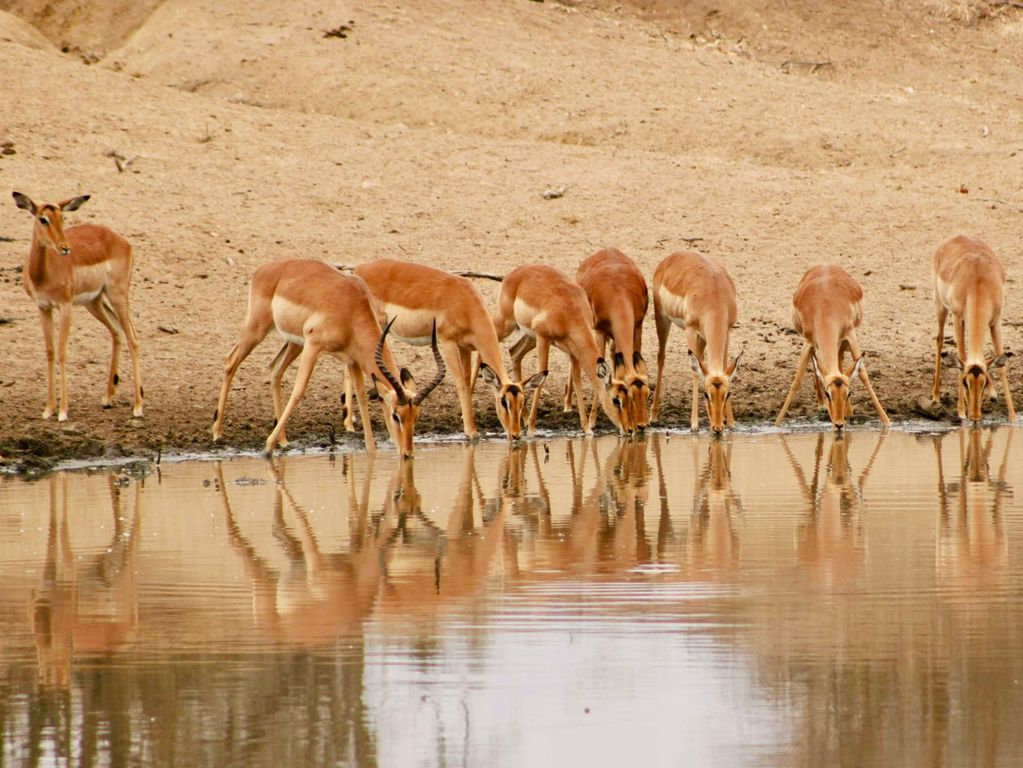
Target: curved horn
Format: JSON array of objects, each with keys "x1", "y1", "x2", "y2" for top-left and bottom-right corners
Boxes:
[
  {"x1": 375, "y1": 316, "x2": 409, "y2": 405},
  {"x1": 413, "y1": 320, "x2": 446, "y2": 405}
]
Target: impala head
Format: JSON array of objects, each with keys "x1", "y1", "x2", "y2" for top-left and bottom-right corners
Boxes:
[
  {"x1": 597, "y1": 357, "x2": 634, "y2": 435},
  {"x1": 478, "y1": 362, "x2": 546, "y2": 442},
  {"x1": 13, "y1": 192, "x2": 90, "y2": 256},
  {"x1": 944, "y1": 352, "x2": 1010, "y2": 423},
  {"x1": 373, "y1": 318, "x2": 446, "y2": 460},
  {"x1": 690, "y1": 350, "x2": 741, "y2": 435},
  {"x1": 617, "y1": 351, "x2": 653, "y2": 432},
  {"x1": 812, "y1": 353, "x2": 862, "y2": 431}
]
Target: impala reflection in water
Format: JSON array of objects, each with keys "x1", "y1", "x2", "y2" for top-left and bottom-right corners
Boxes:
[{"x1": 2, "y1": 428, "x2": 1023, "y2": 766}]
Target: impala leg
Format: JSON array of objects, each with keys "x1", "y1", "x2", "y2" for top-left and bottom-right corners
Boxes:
[
  {"x1": 38, "y1": 307, "x2": 57, "y2": 419},
  {"x1": 348, "y1": 364, "x2": 377, "y2": 454},
  {"x1": 212, "y1": 318, "x2": 272, "y2": 441},
  {"x1": 953, "y1": 314, "x2": 967, "y2": 420},
  {"x1": 84, "y1": 299, "x2": 121, "y2": 408},
  {"x1": 931, "y1": 303, "x2": 948, "y2": 405},
  {"x1": 265, "y1": 345, "x2": 320, "y2": 455},
  {"x1": 341, "y1": 369, "x2": 355, "y2": 432},
  {"x1": 107, "y1": 292, "x2": 144, "y2": 417},
  {"x1": 991, "y1": 321, "x2": 1016, "y2": 421},
  {"x1": 725, "y1": 395, "x2": 735, "y2": 428},
  {"x1": 509, "y1": 334, "x2": 536, "y2": 383},
  {"x1": 775, "y1": 342, "x2": 813, "y2": 427},
  {"x1": 686, "y1": 330, "x2": 704, "y2": 432},
  {"x1": 269, "y1": 342, "x2": 302, "y2": 448},
  {"x1": 848, "y1": 336, "x2": 890, "y2": 427},
  {"x1": 650, "y1": 311, "x2": 671, "y2": 422},
  {"x1": 56, "y1": 302, "x2": 72, "y2": 422},
  {"x1": 572, "y1": 358, "x2": 589, "y2": 433},
  {"x1": 526, "y1": 336, "x2": 550, "y2": 436},
  {"x1": 440, "y1": 341, "x2": 477, "y2": 439},
  {"x1": 572, "y1": 332, "x2": 605, "y2": 413}
]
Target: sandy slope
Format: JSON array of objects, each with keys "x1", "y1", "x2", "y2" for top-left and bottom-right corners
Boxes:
[{"x1": 1, "y1": 0, "x2": 1021, "y2": 469}]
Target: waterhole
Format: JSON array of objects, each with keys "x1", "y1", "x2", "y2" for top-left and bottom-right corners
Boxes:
[{"x1": 1, "y1": 427, "x2": 1021, "y2": 766}]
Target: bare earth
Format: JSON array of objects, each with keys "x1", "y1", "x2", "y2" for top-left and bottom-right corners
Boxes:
[{"x1": 1, "y1": 0, "x2": 1022, "y2": 471}]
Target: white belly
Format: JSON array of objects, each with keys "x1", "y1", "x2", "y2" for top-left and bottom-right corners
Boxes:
[
  {"x1": 380, "y1": 303, "x2": 441, "y2": 346},
  {"x1": 72, "y1": 288, "x2": 103, "y2": 306},
  {"x1": 656, "y1": 285, "x2": 690, "y2": 325}
]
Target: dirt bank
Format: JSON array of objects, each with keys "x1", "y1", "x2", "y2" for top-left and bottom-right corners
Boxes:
[{"x1": 1, "y1": 0, "x2": 1021, "y2": 473}]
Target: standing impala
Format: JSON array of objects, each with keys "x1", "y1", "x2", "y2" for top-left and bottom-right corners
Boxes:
[
  {"x1": 12, "y1": 191, "x2": 143, "y2": 421},
  {"x1": 651, "y1": 250, "x2": 740, "y2": 434},
  {"x1": 211, "y1": 259, "x2": 444, "y2": 457},
  {"x1": 571, "y1": 248, "x2": 652, "y2": 430},
  {"x1": 775, "y1": 265, "x2": 889, "y2": 429},
  {"x1": 926, "y1": 235, "x2": 1016, "y2": 423},
  {"x1": 351, "y1": 259, "x2": 544, "y2": 441},
  {"x1": 491, "y1": 264, "x2": 631, "y2": 435}
]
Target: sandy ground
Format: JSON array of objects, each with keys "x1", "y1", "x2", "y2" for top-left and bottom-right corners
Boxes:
[{"x1": 1, "y1": 0, "x2": 1022, "y2": 472}]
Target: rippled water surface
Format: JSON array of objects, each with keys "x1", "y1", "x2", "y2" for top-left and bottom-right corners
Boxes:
[{"x1": 2, "y1": 427, "x2": 1022, "y2": 767}]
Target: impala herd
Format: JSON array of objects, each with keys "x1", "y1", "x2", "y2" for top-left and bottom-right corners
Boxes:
[{"x1": 11, "y1": 191, "x2": 1020, "y2": 458}]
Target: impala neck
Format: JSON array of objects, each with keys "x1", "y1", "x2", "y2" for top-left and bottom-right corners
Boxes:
[
  {"x1": 814, "y1": 331, "x2": 844, "y2": 377},
  {"x1": 964, "y1": 294, "x2": 991, "y2": 365},
  {"x1": 26, "y1": 234, "x2": 50, "y2": 287},
  {"x1": 703, "y1": 316, "x2": 731, "y2": 373}
]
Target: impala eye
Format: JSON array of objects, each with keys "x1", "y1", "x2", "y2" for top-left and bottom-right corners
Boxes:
[
  {"x1": 39, "y1": 216, "x2": 50, "y2": 226},
  {"x1": 704, "y1": 392, "x2": 711, "y2": 401},
  {"x1": 725, "y1": 392, "x2": 731, "y2": 401},
  {"x1": 500, "y1": 396, "x2": 508, "y2": 409},
  {"x1": 392, "y1": 413, "x2": 400, "y2": 423},
  {"x1": 612, "y1": 397, "x2": 622, "y2": 407}
]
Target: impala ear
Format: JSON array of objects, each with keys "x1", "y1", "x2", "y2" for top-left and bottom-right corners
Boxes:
[
  {"x1": 688, "y1": 350, "x2": 707, "y2": 379},
  {"x1": 942, "y1": 351, "x2": 964, "y2": 370},
  {"x1": 726, "y1": 350, "x2": 743, "y2": 377},
  {"x1": 12, "y1": 191, "x2": 36, "y2": 213},
  {"x1": 58, "y1": 195, "x2": 90, "y2": 212},
  {"x1": 479, "y1": 362, "x2": 501, "y2": 388},
  {"x1": 613, "y1": 351, "x2": 626, "y2": 371},
  {"x1": 810, "y1": 353, "x2": 826, "y2": 383},
  {"x1": 399, "y1": 368, "x2": 416, "y2": 387},
  {"x1": 849, "y1": 353, "x2": 864, "y2": 381},
  {"x1": 523, "y1": 370, "x2": 548, "y2": 392},
  {"x1": 988, "y1": 353, "x2": 1010, "y2": 371},
  {"x1": 596, "y1": 358, "x2": 612, "y2": 386},
  {"x1": 633, "y1": 351, "x2": 649, "y2": 375}
]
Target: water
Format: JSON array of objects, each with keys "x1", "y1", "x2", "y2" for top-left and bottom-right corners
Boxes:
[{"x1": 1, "y1": 427, "x2": 1022, "y2": 767}]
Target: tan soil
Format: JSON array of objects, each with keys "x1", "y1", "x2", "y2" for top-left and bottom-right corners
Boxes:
[{"x1": 1, "y1": 0, "x2": 1022, "y2": 471}]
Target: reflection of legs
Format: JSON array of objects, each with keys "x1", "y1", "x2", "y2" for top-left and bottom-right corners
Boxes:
[
  {"x1": 269, "y1": 342, "x2": 302, "y2": 447},
  {"x1": 526, "y1": 337, "x2": 550, "y2": 435},
  {"x1": 991, "y1": 322, "x2": 1017, "y2": 420},
  {"x1": 775, "y1": 342, "x2": 814, "y2": 427},
  {"x1": 848, "y1": 334, "x2": 890, "y2": 426}
]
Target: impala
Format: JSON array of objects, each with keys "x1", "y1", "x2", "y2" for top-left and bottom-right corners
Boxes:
[
  {"x1": 775, "y1": 264, "x2": 889, "y2": 429},
  {"x1": 570, "y1": 247, "x2": 652, "y2": 430},
  {"x1": 350, "y1": 259, "x2": 544, "y2": 441},
  {"x1": 211, "y1": 259, "x2": 444, "y2": 457},
  {"x1": 651, "y1": 250, "x2": 740, "y2": 434},
  {"x1": 491, "y1": 264, "x2": 631, "y2": 435},
  {"x1": 926, "y1": 235, "x2": 1016, "y2": 422},
  {"x1": 12, "y1": 191, "x2": 143, "y2": 421}
]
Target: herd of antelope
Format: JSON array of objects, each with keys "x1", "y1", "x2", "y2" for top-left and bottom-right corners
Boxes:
[{"x1": 11, "y1": 191, "x2": 1019, "y2": 458}]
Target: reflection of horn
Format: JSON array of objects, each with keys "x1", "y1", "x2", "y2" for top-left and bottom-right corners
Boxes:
[
  {"x1": 375, "y1": 317, "x2": 408, "y2": 405},
  {"x1": 413, "y1": 321, "x2": 446, "y2": 405}
]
